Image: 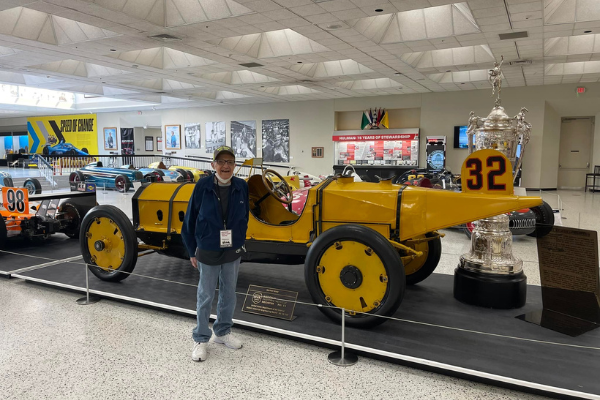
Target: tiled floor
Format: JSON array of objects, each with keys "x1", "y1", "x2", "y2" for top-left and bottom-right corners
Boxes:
[{"x1": 1, "y1": 170, "x2": 599, "y2": 399}]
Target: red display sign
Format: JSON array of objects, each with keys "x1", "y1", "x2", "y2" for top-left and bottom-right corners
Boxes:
[{"x1": 333, "y1": 133, "x2": 419, "y2": 141}]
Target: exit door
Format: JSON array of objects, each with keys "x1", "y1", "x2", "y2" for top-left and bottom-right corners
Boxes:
[{"x1": 558, "y1": 117, "x2": 593, "y2": 189}]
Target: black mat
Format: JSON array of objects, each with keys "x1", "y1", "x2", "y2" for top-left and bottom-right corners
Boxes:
[
  {"x1": 14, "y1": 254, "x2": 600, "y2": 398},
  {"x1": 0, "y1": 235, "x2": 81, "y2": 274}
]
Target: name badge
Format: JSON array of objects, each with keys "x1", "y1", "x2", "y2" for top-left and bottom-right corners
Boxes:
[{"x1": 220, "y1": 230, "x2": 232, "y2": 248}]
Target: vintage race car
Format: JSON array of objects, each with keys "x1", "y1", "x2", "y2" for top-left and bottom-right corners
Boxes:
[
  {"x1": 79, "y1": 150, "x2": 545, "y2": 328},
  {"x1": 42, "y1": 142, "x2": 89, "y2": 156},
  {"x1": 69, "y1": 162, "x2": 145, "y2": 192},
  {"x1": 120, "y1": 165, "x2": 184, "y2": 183},
  {"x1": 0, "y1": 185, "x2": 96, "y2": 248},
  {"x1": 1, "y1": 171, "x2": 44, "y2": 195},
  {"x1": 148, "y1": 162, "x2": 204, "y2": 182}
]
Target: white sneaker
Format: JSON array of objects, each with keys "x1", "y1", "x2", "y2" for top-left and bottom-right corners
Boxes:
[
  {"x1": 214, "y1": 333, "x2": 243, "y2": 349},
  {"x1": 192, "y1": 342, "x2": 208, "y2": 362}
]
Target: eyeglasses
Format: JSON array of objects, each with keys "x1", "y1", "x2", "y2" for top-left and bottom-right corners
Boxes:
[{"x1": 216, "y1": 160, "x2": 235, "y2": 166}]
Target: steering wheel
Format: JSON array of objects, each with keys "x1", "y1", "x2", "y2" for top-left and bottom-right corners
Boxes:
[{"x1": 262, "y1": 169, "x2": 293, "y2": 205}]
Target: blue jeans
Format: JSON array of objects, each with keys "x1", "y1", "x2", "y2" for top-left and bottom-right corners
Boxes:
[{"x1": 192, "y1": 258, "x2": 241, "y2": 343}]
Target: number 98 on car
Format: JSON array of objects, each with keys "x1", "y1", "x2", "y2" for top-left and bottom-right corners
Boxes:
[
  {"x1": 461, "y1": 149, "x2": 514, "y2": 195},
  {"x1": 1, "y1": 187, "x2": 29, "y2": 214}
]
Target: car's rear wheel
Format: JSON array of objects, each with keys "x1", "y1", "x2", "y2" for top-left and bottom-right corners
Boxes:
[
  {"x1": 527, "y1": 201, "x2": 554, "y2": 238},
  {"x1": 185, "y1": 170, "x2": 195, "y2": 182},
  {"x1": 2, "y1": 176, "x2": 14, "y2": 187},
  {"x1": 42, "y1": 146, "x2": 49, "y2": 156},
  {"x1": 114, "y1": 174, "x2": 131, "y2": 192},
  {"x1": 58, "y1": 202, "x2": 85, "y2": 239},
  {"x1": 305, "y1": 224, "x2": 405, "y2": 328},
  {"x1": 81, "y1": 147, "x2": 88, "y2": 154},
  {"x1": 0, "y1": 217, "x2": 6, "y2": 249},
  {"x1": 69, "y1": 171, "x2": 85, "y2": 184},
  {"x1": 403, "y1": 233, "x2": 442, "y2": 285},
  {"x1": 23, "y1": 178, "x2": 42, "y2": 195},
  {"x1": 80, "y1": 205, "x2": 137, "y2": 282},
  {"x1": 175, "y1": 168, "x2": 190, "y2": 182}
]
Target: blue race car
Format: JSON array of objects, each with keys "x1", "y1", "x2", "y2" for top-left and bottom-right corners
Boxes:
[
  {"x1": 69, "y1": 162, "x2": 144, "y2": 192},
  {"x1": 42, "y1": 142, "x2": 89, "y2": 156},
  {"x1": 1, "y1": 171, "x2": 43, "y2": 194},
  {"x1": 126, "y1": 165, "x2": 184, "y2": 183}
]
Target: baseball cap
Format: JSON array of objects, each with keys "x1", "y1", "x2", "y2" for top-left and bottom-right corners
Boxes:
[{"x1": 213, "y1": 145, "x2": 235, "y2": 160}]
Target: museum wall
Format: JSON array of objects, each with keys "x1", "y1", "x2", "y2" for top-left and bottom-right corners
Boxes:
[{"x1": 2, "y1": 82, "x2": 600, "y2": 188}]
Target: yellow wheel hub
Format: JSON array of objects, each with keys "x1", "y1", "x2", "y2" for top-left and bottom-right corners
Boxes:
[
  {"x1": 317, "y1": 241, "x2": 388, "y2": 313},
  {"x1": 403, "y1": 235, "x2": 429, "y2": 275},
  {"x1": 86, "y1": 217, "x2": 125, "y2": 271}
]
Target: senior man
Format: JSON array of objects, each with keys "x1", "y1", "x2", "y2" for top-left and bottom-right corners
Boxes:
[{"x1": 182, "y1": 145, "x2": 249, "y2": 362}]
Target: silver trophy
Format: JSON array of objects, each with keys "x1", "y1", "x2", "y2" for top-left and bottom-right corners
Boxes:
[{"x1": 454, "y1": 56, "x2": 532, "y2": 308}]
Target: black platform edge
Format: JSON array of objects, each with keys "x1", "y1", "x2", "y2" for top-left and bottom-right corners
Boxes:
[
  {"x1": 454, "y1": 267, "x2": 527, "y2": 309},
  {"x1": 14, "y1": 274, "x2": 596, "y2": 400}
]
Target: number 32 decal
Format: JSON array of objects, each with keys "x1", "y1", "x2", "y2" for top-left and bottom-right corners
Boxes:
[{"x1": 466, "y1": 156, "x2": 506, "y2": 191}]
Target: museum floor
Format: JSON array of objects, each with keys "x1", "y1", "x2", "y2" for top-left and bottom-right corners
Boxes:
[{"x1": 1, "y1": 172, "x2": 599, "y2": 399}]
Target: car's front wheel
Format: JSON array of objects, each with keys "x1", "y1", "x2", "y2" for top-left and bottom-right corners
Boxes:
[
  {"x1": 304, "y1": 224, "x2": 405, "y2": 328},
  {"x1": 114, "y1": 174, "x2": 131, "y2": 192},
  {"x1": 80, "y1": 205, "x2": 138, "y2": 282},
  {"x1": 23, "y1": 178, "x2": 42, "y2": 195},
  {"x1": 403, "y1": 232, "x2": 442, "y2": 285}
]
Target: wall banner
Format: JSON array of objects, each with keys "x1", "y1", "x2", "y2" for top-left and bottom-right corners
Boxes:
[
  {"x1": 27, "y1": 114, "x2": 98, "y2": 155},
  {"x1": 333, "y1": 133, "x2": 418, "y2": 141}
]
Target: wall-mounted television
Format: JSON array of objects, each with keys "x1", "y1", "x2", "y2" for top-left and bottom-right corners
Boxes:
[{"x1": 453, "y1": 125, "x2": 468, "y2": 149}]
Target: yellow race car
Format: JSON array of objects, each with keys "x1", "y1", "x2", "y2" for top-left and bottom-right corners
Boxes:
[{"x1": 80, "y1": 150, "x2": 543, "y2": 328}]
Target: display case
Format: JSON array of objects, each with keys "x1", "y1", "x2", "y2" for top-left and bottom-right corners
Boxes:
[{"x1": 333, "y1": 129, "x2": 419, "y2": 167}]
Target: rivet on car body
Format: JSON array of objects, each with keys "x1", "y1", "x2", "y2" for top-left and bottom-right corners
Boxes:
[
  {"x1": 380, "y1": 275, "x2": 388, "y2": 283},
  {"x1": 335, "y1": 242, "x2": 342, "y2": 250},
  {"x1": 316, "y1": 266, "x2": 322, "y2": 273},
  {"x1": 373, "y1": 301, "x2": 380, "y2": 307},
  {"x1": 365, "y1": 247, "x2": 373, "y2": 256},
  {"x1": 325, "y1": 296, "x2": 331, "y2": 302},
  {"x1": 348, "y1": 310, "x2": 356, "y2": 316}
]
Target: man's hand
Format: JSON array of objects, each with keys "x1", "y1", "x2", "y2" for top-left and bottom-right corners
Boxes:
[{"x1": 190, "y1": 257, "x2": 197, "y2": 269}]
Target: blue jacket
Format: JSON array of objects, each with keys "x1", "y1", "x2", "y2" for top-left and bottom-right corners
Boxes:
[{"x1": 181, "y1": 174, "x2": 249, "y2": 255}]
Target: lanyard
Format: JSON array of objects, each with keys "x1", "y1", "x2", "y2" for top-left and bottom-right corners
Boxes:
[{"x1": 214, "y1": 178, "x2": 230, "y2": 230}]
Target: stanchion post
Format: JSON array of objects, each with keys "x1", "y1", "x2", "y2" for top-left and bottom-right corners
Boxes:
[
  {"x1": 328, "y1": 308, "x2": 358, "y2": 366},
  {"x1": 76, "y1": 262, "x2": 100, "y2": 305}
]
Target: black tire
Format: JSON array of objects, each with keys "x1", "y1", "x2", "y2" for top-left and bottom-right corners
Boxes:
[
  {"x1": 80, "y1": 205, "x2": 138, "y2": 282},
  {"x1": 114, "y1": 174, "x2": 131, "y2": 192},
  {"x1": 185, "y1": 170, "x2": 195, "y2": 182},
  {"x1": 23, "y1": 178, "x2": 42, "y2": 195},
  {"x1": 69, "y1": 171, "x2": 85, "y2": 184},
  {"x1": 175, "y1": 168, "x2": 190, "y2": 182},
  {"x1": 42, "y1": 146, "x2": 49, "y2": 156},
  {"x1": 404, "y1": 233, "x2": 442, "y2": 285},
  {"x1": 67, "y1": 150, "x2": 76, "y2": 156},
  {"x1": 58, "y1": 202, "x2": 85, "y2": 239},
  {"x1": 527, "y1": 201, "x2": 554, "y2": 238},
  {"x1": 0, "y1": 217, "x2": 6, "y2": 249},
  {"x1": 2, "y1": 176, "x2": 14, "y2": 188},
  {"x1": 153, "y1": 169, "x2": 165, "y2": 176},
  {"x1": 81, "y1": 147, "x2": 89, "y2": 154},
  {"x1": 304, "y1": 224, "x2": 405, "y2": 328}
]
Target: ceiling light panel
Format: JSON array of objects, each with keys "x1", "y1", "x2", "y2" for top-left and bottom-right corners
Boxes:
[
  {"x1": 201, "y1": 70, "x2": 279, "y2": 84},
  {"x1": 346, "y1": 3, "x2": 479, "y2": 44},
  {"x1": 427, "y1": 69, "x2": 490, "y2": 83},
  {"x1": 336, "y1": 78, "x2": 401, "y2": 90},
  {"x1": 33, "y1": 60, "x2": 131, "y2": 78},
  {"x1": 258, "y1": 85, "x2": 321, "y2": 95},
  {"x1": 544, "y1": 0, "x2": 600, "y2": 25},
  {"x1": 545, "y1": 61, "x2": 600, "y2": 75},
  {"x1": 210, "y1": 29, "x2": 330, "y2": 58},
  {"x1": 289, "y1": 59, "x2": 373, "y2": 78},
  {"x1": 109, "y1": 47, "x2": 216, "y2": 70},
  {"x1": 400, "y1": 45, "x2": 495, "y2": 71},
  {"x1": 545, "y1": 34, "x2": 600, "y2": 57}
]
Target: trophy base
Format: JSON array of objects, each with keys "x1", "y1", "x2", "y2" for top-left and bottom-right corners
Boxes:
[{"x1": 453, "y1": 267, "x2": 527, "y2": 309}]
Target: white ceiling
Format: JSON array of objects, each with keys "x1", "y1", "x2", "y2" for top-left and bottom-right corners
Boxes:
[{"x1": 0, "y1": 0, "x2": 598, "y2": 118}]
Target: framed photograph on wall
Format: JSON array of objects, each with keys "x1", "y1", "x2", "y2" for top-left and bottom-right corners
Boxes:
[
  {"x1": 262, "y1": 119, "x2": 289, "y2": 162},
  {"x1": 165, "y1": 125, "x2": 181, "y2": 150},
  {"x1": 231, "y1": 120, "x2": 256, "y2": 158},
  {"x1": 205, "y1": 121, "x2": 225, "y2": 153},
  {"x1": 312, "y1": 147, "x2": 323, "y2": 158},
  {"x1": 184, "y1": 122, "x2": 201, "y2": 149},
  {"x1": 103, "y1": 127, "x2": 117, "y2": 150},
  {"x1": 157, "y1": 136, "x2": 163, "y2": 152},
  {"x1": 145, "y1": 136, "x2": 153, "y2": 152}
]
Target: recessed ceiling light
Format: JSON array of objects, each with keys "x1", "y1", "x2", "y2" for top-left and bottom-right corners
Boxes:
[{"x1": 375, "y1": 9, "x2": 383, "y2": 12}]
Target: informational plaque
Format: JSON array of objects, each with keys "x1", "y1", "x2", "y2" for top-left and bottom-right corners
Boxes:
[
  {"x1": 517, "y1": 226, "x2": 600, "y2": 336},
  {"x1": 242, "y1": 285, "x2": 298, "y2": 321}
]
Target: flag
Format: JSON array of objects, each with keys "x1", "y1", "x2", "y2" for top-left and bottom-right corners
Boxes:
[
  {"x1": 361, "y1": 111, "x2": 371, "y2": 130},
  {"x1": 377, "y1": 108, "x2": 383, "y2": 126},
  {"x1": 380, "y1": 110, "x2": 389, "y2": 129}
]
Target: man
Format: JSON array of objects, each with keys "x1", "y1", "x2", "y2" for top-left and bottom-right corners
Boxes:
[
  {"x1": 170, "y1": 132, "x2": 177, "y2": 149},
  {"x1": 106, "y1": 132, "x2": 114, "y2": 149},
  {"x1": 181, "y1": 146, "x2": 249, "y2": 362}
]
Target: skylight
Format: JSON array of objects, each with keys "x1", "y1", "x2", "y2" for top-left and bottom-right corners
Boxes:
[
  {"x1": 544, "y1": 0, "x2": 600, "y2": 25},
  {"x1": 401, "y1": 45, "x2": 495, "y2": 71},
  {"x1": 289, "y1": 59, "x2": 373, "y2": 78},
  {"x1": 545, "y1": 34, "x2": 600, "y2": 56},
  {"x1": 347, "y1": 2, "x2": 479, "y2": 44},
  {"x1": 427, "y1": 69, "x2": 490, "y2": 83},
  {"x1": 545, "y1": 61, "x2": 600, "y2": 75}
]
